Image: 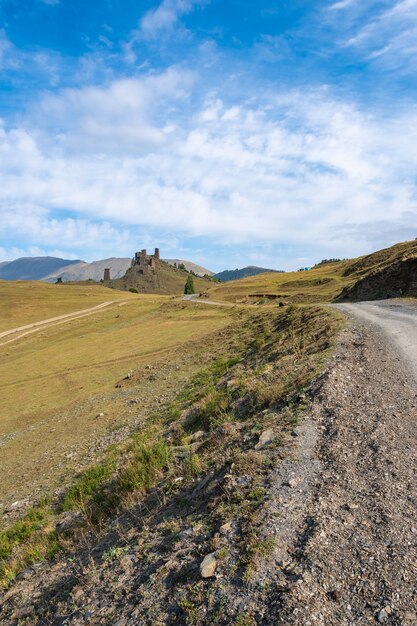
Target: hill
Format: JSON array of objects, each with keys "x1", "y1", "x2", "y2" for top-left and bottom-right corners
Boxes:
[
  {"x1": 214, "y1": 265, "x2": 283, "y2": 282},
  {"x1": 112, "y1": 258, "x2": 213, "y2": 295},
  {"x1": 46, "y1": 258, "x2": 132, "y2": 283},
  {"x1": 204, "y1": 239, "x2": 417, "y2": 304},
  {"x1": 164, "y1": 259, "x2": 213, "y2": 277},
  {"x1": 0, "y1": 257, "x2": 82, "y2": 281}
]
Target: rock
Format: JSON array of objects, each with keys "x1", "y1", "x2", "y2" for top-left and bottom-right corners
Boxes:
[
  {"x1": 4, "y1": 499, "x2": 27, "y2": 513},
  {"x1": 96, "y1": 413, "x2": 105, "y2": 418},
  {"x1": 127, "y1": 399, "x2": 139, "y2": 406},
  {"x1": 11, "y1": 606, "x2": 35, "y2": 619},
  {"x1": 200, "y1": 553, "x2": 217, "y2": 578},
  {"x1": 377, "y1": 607, "x2": 392, "y2": 623},
  {"x1": 189, "y1": 430, "x2": 207, "y2": 443},
  {"x1": 255, "y1": 429, "x2": 276, "y2": 449},
  {"x1": 328, "y1": 589, "x2": 341, "y2": 601},
  {"x1": 287, "y1": 476, "x2": 301, "y2": 489},
  {"x1": 179, "y1": 527, "x2": 193, "y2": 540},
  {"x1": 219, "y1": 521, "x2": 234, "y2": 535}
]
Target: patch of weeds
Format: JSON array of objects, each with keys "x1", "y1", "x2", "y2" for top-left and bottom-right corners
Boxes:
[
  {"x1": 102, "y1": 545, "x2": 129, "y2": 562},
  {"x1": 161, "y1": 519, "x2": 181, "y2": 536},
  {"x1": 182, "y1": 453, "x2": 203, "y2": 480},
  {"x1": 177, "y1": 595, "x2": 201, "y2": 625},
  {"x1": 233, "y1": 613, "x2": 257, "y2": 626},
  {"x1": 117, "y1": 439, "x2": 171, "y2": 493},
  {"x1": 231, "y1": 450, "x2": 265, "y2": 475},
  {"x1": 216, "y1": 547, "x2": 229, "y2": 560},
  {"x1": 208, "y1": 597, "x2": 229, "y2": 624},
  {"x1": 185, "y1": 387, "x2": 233, "y2": 433},
  {"x1": 61, "y1": 459, "x2": 117, "y2": 512}
]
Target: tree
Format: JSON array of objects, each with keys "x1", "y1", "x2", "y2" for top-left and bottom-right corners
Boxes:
[
  {"x1": 55, "y1": 277, "x2": 63, "y2": 284},
  {"x1": 184, "y1": 275, "x2": 195, "y2": 295}
]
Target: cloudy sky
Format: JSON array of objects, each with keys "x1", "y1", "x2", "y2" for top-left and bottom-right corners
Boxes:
[{"x1": 0, "y1": 0, "x2": 416, "y2": 271}]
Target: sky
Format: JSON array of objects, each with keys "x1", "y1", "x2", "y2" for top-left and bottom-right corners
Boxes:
[{"x1": 0, "y1": 0, "x2": 417, "y2": 271}]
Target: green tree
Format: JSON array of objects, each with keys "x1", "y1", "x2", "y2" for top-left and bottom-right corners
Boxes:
[{"x1": 184, "y1": 275, "x2": 195, "y2": 295}]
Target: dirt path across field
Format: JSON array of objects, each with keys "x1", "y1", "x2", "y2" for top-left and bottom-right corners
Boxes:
[
  {"x1": 182, "y1": 294, "x2": 236, "y2": 307},
  {"x1": 263, "y1": 300, "x2": 417, "y2": 625},
  {"x1": 0, "y1": 301, "x2": 128, "y2": 347}
]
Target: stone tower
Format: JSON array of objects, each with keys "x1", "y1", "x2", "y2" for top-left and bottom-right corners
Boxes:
[
  {"x1": 154, "y1": 247, "x2": 160, "y2": 260},
  {"x1": 103, "y1": 268, "x2": 110, "y2": 281}
]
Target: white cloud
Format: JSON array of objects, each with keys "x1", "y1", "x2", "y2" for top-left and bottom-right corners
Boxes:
[
  {"x1": 34, "y1": 67, "x2": 193, "y2": 154},
  {"x1": 1, "y1": 71, "x2": 417, "y2": 263},
  {"x1": 329, "y1": 0, "x2": 357, "y2": 10},
  {"x1": 340, "y1": 0, "x2": 417, "y2": 70},
  {"x1": 138, "y1": 0, "x2": 205, "y2": 40}
]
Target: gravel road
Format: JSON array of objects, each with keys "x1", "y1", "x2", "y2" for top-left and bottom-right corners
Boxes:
[
  {"x1": 266, "y1": 300, "x2": 417, "y2": 625},
  {"x1": 336, "y1": 300, "x2": 417, "y2": 380}
]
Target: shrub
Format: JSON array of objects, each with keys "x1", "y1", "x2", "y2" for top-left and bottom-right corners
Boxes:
[{"x1": 184, "y1": 275, "x2": 195, "y2": 295}]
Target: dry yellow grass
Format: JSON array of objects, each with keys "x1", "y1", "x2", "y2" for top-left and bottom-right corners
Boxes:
[
  {"x1": 205, "y1": 262, "x2": 354, "y2": 303},
  {"x1": 206, "y1": 239, "x2": 417, "y2": 304},
  {"x1": 0, "y1": 280, "x2": 134, "y2": 332},
  {"x1": 0, "y1": 285, "x2": 233, "y2": 509}
]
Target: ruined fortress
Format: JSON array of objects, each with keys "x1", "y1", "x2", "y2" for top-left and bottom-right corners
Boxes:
[
  {"x1": 132, "y1": 247, "x2": 160, "y2": 275},
  {"x1": 103, "y1": 248, "x2": 160, "y2": 282}
]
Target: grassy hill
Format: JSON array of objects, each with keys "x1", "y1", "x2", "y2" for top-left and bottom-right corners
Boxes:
[
  {"x1": 214, "y1": 265, "x2": 283, "y2": 282},
  {"x1": 204, "y1": 239, "x2": 417, "y2": 304},
  {"x1": 112, "y1": 258, "x2": 213, "y2": 295}
]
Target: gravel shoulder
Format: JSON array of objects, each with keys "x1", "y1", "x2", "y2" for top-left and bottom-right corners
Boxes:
[{"x1": 265, "y1": 302, "x2": 417, "y2": 625}]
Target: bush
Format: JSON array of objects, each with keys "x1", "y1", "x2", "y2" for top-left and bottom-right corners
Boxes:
[
  {"x1": 184, "y1": 275, "x2": 195, "y2": 295},
  {"x1": 129, "y1": 287, "x2": 139, "y2": 293}
]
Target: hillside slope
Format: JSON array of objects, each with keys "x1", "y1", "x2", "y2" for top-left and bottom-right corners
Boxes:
[
  {"x1": 164, "y1": 259, "x2": 213, "y2": 277},
  {"x1": 0, "y1": 257, "x2": 82, "y2": 281},
  {"x1": 46, "y1": 258, "x2": 132, "y2": 283},
  {"x1": 215, "y1": 265, "x2": 283, "y2": 282},
  {"x1": 113, "y1": 259, "x2": 213, "y2": 295},
  {"x1": 205, "y1": 240, "x2": 417, "y2": 304}
]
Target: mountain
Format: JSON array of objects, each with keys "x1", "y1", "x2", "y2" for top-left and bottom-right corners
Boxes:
[
  {"x1": 0, "y1": 256, "x2": 214, "y2": 283},
  {"x1": 164, "y1": 259, "x2": 213, "y2": 277},
  {"x1": 45, "y1": 258, "x2": 132, "y2": 283},
  {"x1": 214, "y1": 266, "x2": 284, "y2": 282},
  {"x1": 0, "y1": 257, "x2": 82, "y2": 281}
]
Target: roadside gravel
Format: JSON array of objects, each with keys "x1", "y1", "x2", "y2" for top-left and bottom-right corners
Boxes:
[{"x1": 266, "y1": 306, "x2": 417, "y2": 625}]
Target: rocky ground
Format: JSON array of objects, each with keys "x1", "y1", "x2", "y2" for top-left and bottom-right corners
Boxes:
[{"x1": 264, "y1": 314, "x2": 417, "y2": 625}]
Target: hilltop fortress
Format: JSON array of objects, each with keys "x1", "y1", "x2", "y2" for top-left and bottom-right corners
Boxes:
[
  {"x1": 102, "y1": 246, "x2": 209, "y2": 295},
  {"x1": 103, "y1": 248, "x2": 160, "y2": 282},
  {"x1": 132, "y1": 247, "x2": 160, "y2": 275}
]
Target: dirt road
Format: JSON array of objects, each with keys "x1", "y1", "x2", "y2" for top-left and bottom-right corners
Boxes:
[
  {"x1": 265, "y1": 300, "x2": 417, "y2": 625},
  {"x1": 0, "y1": 301, "x2": 127, "y2": 346}
]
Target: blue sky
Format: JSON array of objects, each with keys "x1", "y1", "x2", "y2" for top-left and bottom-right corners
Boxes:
[{"x1": 1, "y1": 0, "x2": 417, "y2": 271}]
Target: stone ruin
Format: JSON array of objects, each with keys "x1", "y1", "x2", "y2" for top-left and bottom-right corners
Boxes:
[
  {"x1": 132, "y1": 248, "x2": 160, "y2": 275},
  {"x1": 103, "y1": 268, "x2": 111, "y2": 282}
]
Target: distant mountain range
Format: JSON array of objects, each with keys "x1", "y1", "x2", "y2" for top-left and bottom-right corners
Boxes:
[
  {"x1": 0, "y1": 256, "x2": 214, "y2": 282},
  {"x1": 214, "y1": 266, "x2": 284, "y2": 282},
  {"x1": 0, "y1": 257, "x2": 82, "y2": 281}
]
